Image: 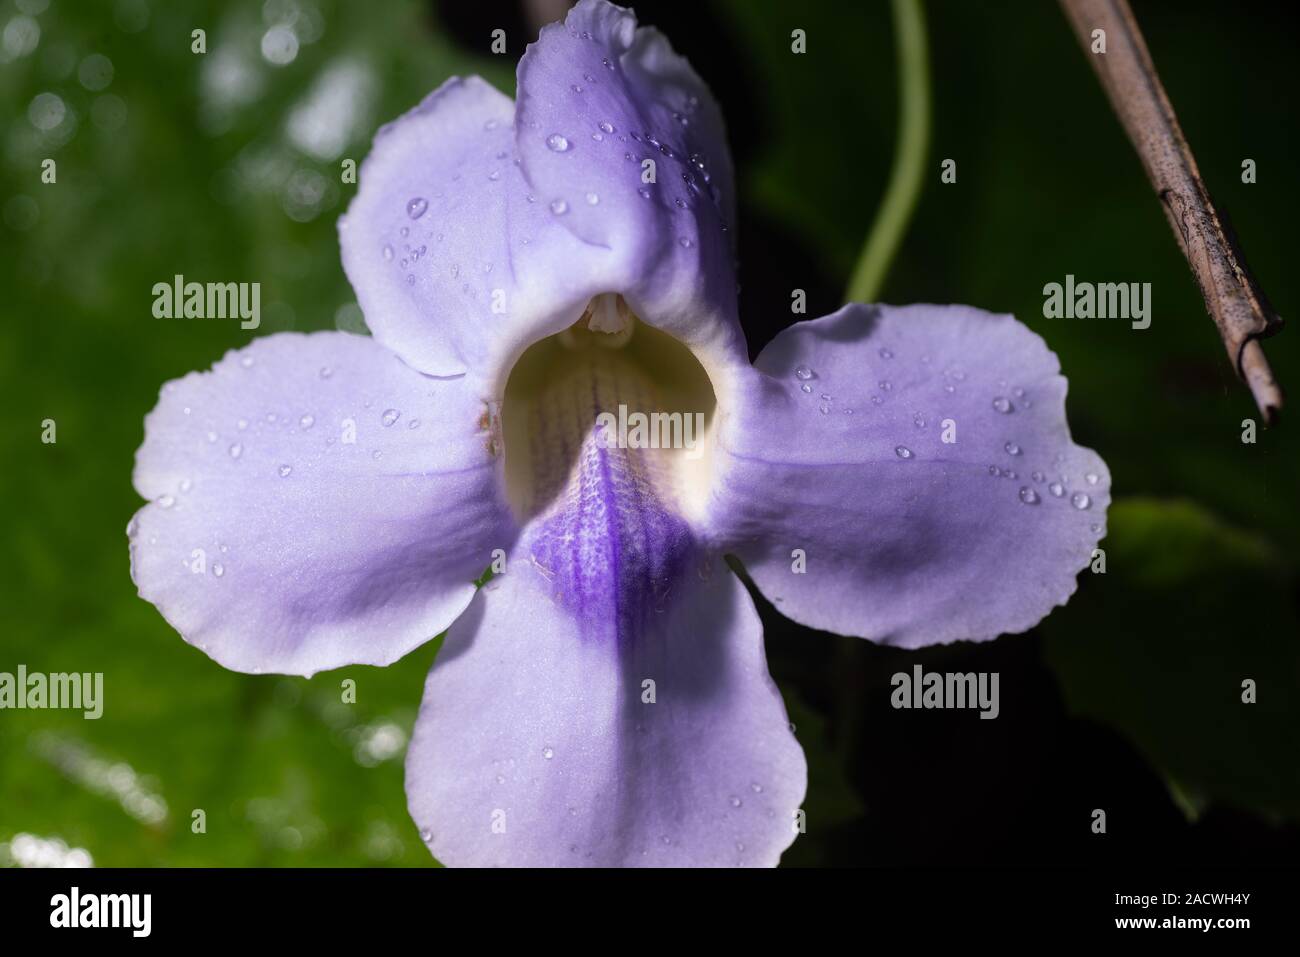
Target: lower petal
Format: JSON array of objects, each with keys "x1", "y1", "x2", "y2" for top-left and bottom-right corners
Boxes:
[
  {"x1": 129, "y1": 332, "x2": 513, "y2": 676},
  {"x1": 405, "y1": 550, "x2": 807, "y2": 867},
  {"x1": 711, "y1": 303, "x2": 1110, "y2": 647}
]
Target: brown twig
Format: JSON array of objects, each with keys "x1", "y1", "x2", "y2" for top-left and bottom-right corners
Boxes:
[{"x1": 1060, "y1": 0, "x2": 1284, "y2": 423}]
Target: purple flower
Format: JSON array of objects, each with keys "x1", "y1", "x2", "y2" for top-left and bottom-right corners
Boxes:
[{"x1": 129, "y1": 0, "x2": 1108, "y2": 867}]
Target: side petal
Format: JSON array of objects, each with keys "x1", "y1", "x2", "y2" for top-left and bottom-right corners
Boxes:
[
  {"x1": 405, "y1": 552, "x2": 807, "y2": 867},
  {"x1": 712, "y1": 303, "x2": 1110, "y2": 647},
  {"x1": 514, "y1": 0, "x2": 747, "y2": 374},
  {"x1": 338, "y1": 76, "x2": 520, "y2": 378},
  {"x1": 129, "y1": 332, "x2": 513, "y2": 677}
]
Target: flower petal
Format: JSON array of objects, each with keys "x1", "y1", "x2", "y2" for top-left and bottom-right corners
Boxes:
[
  {"x1": 711, "y1": 303, "x2": 1110, "y2": 647},
  {"x1": 405, "y1": 550, "x2": 807, "y2": 867},
  {"x1": 513, "y1": 0, "x2": 747, "y2": 373},
  {"x1": 338, "y1": 75, "x2": 523, "y2": 378},
  {"x1": 129, "y1": 332, "x2": 513, "y2": 677}
]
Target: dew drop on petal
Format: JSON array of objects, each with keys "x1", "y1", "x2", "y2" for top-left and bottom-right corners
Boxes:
[
  {"x1": 406, "y1": 197, "x2": 428, "y2": 219},
  {"x1": 678, "y1": 237, "x2": 693, "y2": 248},
  {"x1": 1032, "y1": 470, "x2": 1045, "y2": 483},
  {"x1": 989, "y1": 465, "x2": 1001, "y2": 477},
  {"x1": 228, "y1": 443, "x2": 243, "y2": 459},
  {"x1": 879, "y1": 348, "x2": 893, "y2": 359},
  {"x1": 542, "y1": 746, "x2": 554, "y2": 759},
  {"x1": 381, "y1": 408, "x2": 400, "y2": 427},
  {"x1": 729, "y1": 796, "x2": 742, "y2": 808},
  {"x1": 157, "y1": 494, "x2": 175, "y2": 508},
  {"x1": 299, "y1": 414, "x2": 314, "y2": 429},
  {"x1": 545, "y1": 133, "x2": 570, "y2": 152},
  {"x1": 278, "y1": 464, "x2": 292, "y2": 477},
  {"x1": 1018, "y1": 487, "x2": 1040, "y2": 505},
  {"x1": 585, "y1": 192, "x2": 599, "y2": 205},
  {"x1": 992, "y1": 396, "x2": 1014, "y2": 414},
  {"x1": 598, "y1": 121, "x2": 615, "y2": 134},
  {"x1": 1071, "y1": 492, "x2": 1092, "y2": 510},
  {"x1": 1048, "y1": 481, "x2": 1065, "y2": 498},
  {"x1": 550, "y1": 199, "x2": 569, "y2": 215},
  {"x1": 212, "y1": 562, "x2": 224, "y2": 578},
  {"x1": 793, "y1": 365, "x2": 815, "y2": 381},
  {"x1": 382, "y1": 244, "x2": 393, "y2": 261},
  {"x1": 637, "y1": 186, "x2": 652, "y2": 200},
  {"x1": 319, "y1": 366, "x2": 333, "y2": 379},
  {"x1": 1004, "y1": 441, "x2": 1021, "y2": 456},
  {"x1": 895, "y1": 446, "x2": 913, "y2": 459},
  {"x1": 800, "y1": 383, "x2": 812, "y2": 393},
  {"x1": 1085, "y1": 472, "x2": 1100, "y2": 485}
]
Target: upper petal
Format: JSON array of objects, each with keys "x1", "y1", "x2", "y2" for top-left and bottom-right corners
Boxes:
[
  {"x1": 130, "y1": 332, "x2": 513, "y2": 677},
  {"x1": 405, "y1": 549, "x2": 807, "y2": 867},
  {"x1": 514, "y1": 0, "x2": 744, "y2": 371},
  {"x1": 711, "y1": 303, "x2": 1110, "y2": 647}
]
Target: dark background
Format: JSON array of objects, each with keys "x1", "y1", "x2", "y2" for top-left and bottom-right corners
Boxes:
[{"x1": 1, "y1": 0, "x2": 1296, "y2": 866}]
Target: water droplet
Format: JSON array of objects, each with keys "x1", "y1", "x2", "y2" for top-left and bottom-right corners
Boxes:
[
  {"x1": 496, "y1": 774, "x2": 506, "y2": 784},
  {"x1": 793, "y1": 365, "x2": 815, "y2": 381},
  {"x1": 800, "y1": 384, "x2": 812, "y2": 393},
  {"x1": 487, "y1": 169, "x2": 500, "y2": 181},
  {"x1": 382, "y1": 244, "x2": 393, "y2": 261},
  {"x1": 545, "y1": 133, "x2": 571, "y2": 152},
  {"x1": 212, "y1": 562, "x2": 225, "y2": 578},
  {"x1": 157, "y1": 494, "x2": 175, "y2": 508},
  {"x1": 729, "y1": 795, "x2": 742, "y2": 808},
  {"x1": 944, "y1": 384, "x2": 956, "y2": 394},
  {"x1": 179, "y1": 479, "x2": 192, "y2": 493},
  {"x1": 871, "y1": 395, "x2": 883, "y2": 405},
  {"x1": 406, "y1": 197, "x2": 428, "y2": 219},
  {"x1": 1012, "y1": 387, "x2": 1026, "y2": 398},
  {"x1": 381, "y1": 408, "x2": 400, "y2": 427},
  {"x1": 678, "y1": 237, "x2": 693, "y2": 247},
  {"x1": 819, "y1": 403, "x2": 830, "y2": 414},
  {"x1": 299, "y1": 414, "x2": 314, "y2": 429},
  {"x1": 602, "y1": 56, "x2": 614, "y2": 70},
  {"x1": 228, "y1": 443, "x2": 243, "y2": 459},
  {"x1": 371, "y1": 450, "x2": 382, "y2": 460},
  {"x1": 550, "y1": 199, "x2": 569, "y2": 215},
  {"x1": 1005, "y1": 441, "x2": 1021, "y2": 456},
  {"x1": 278, "y1": 464, "x2": 292, "y2": 477},
  {"x1": 408, "y1": 418, "x2": 420, "y2": 430},
  {"x1": 419, "y1": 828, "x2": 433, "y2": 842},
  {"x1": 585, "y1": 192, "x2": 599, "y2": 205},
  {"x1": 405, "y1": 274, "x2": 415, "y2": 286},
  {"x1": 989, "y1": 465, "x2": 1001, "y2": 477},
  {"x1": 1085, "y1": 472, "x2": 1099, "y2": 485},
  {"x1": 879, "y1": 347, "x2": 893, "y2": 359},
  {"x1": 1071, "y1": 492, "x2": 1092, "y2": 510},
  {"x1": 751, "y1": 782, "x2": 763, "y2": 793},
  {"x1": 570, "y1": 83, "x2": 583, "y2": 93},
  {"x1": 542, "y1": 746, "x2": 554, "y2": 759},
  {"x1": 637, "y1": 186, "x2": 652, "y2": 200},
  {"x1": 992, "y1": 396, "x2": 1014, "y2": 414},
  {"x1": 319, "y1": 366, "x2": 333, "y2": 379},
  {"x1": 913, "y1": 414, "x2": 927, "y2": 428},
  {"x1": 879, "y1": 380, "x2": 892, "y2": 392},
  {"x1": 598, "y1": 121, "x2": 614, "y2": 134},
  {"x1": 895, "y1": 446, "x2": 913, "y2": 459},
  {"x1": 1019, "y1": 487, "x2": 1040, "y2": 505},
  {"x1": 1032, "y1": 471, "x2": 1045, "y2": 483},
  {"x1": 1048, "y1": 481, "x2": 1065, "y2": 498}
]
